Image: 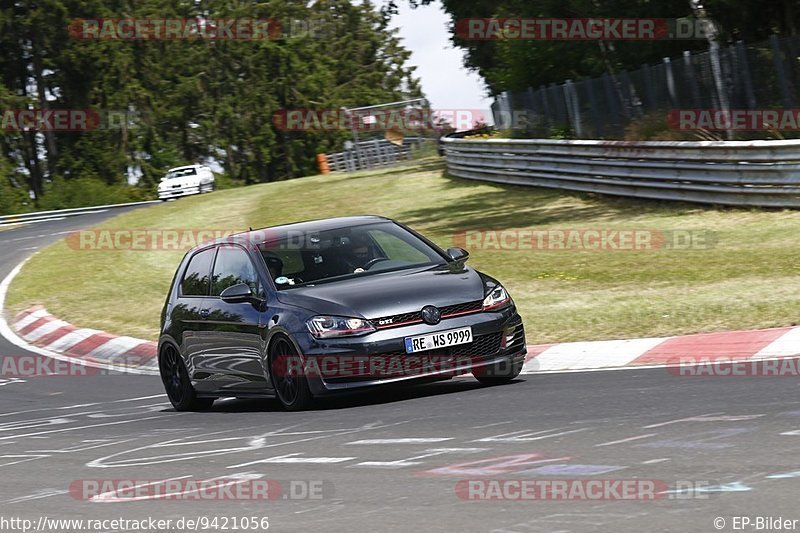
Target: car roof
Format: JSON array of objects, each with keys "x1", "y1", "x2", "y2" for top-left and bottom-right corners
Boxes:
[
  {"x1": 167, "y1": 165, "x2": 202, "y2": 172},
  {"x1": 206, "y1": 215, "x2": 395, "y2": 249}
]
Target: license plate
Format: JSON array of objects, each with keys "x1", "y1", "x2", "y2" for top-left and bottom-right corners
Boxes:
[{"x1": 404, "y1": 327, "x2": 473, "y2": 354}]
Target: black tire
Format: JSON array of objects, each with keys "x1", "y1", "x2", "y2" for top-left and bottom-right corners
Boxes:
[
  {"x1": 473, "y1": 357, "x2": 523, "y2": 386},
  {"x1": 159, "y1": 344, "x2": 214, "y2": 411},
  {"x1": 269, "y1": 336, "x2": 314, "y2": 411}
]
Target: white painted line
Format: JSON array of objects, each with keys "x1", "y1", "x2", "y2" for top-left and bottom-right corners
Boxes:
[
  {"x1": 354, "y1": 448, "x2": 486, "y2": 469},
  {"x1": 474, "y1": 428, "x2": 590, "y2": 442},
  {"x1": 345, "y1": 438, "x2": 453, "y2": 445},
  {"x1": 752, "y1": 327, "x2": 800, "y2": 359},
  {"x1": 642, "y1": 413, "x2": 722, "y2": 429},
  {"x1": 0, "y1": 217, "x2": 66, "y2": 229},
  {"x1": 23, "y1": 319, "x2": 69, "y2": 342},
  {"x1": 3, "y1": 230, "x2": 73, "y2": 243},
  {"x1": 237, "y1": 453, "x2": 356, "y2": 464},
  {"x1": 0, "y1": 454, "x2": 50, "y2": 467},
  {"x1": 471, "y1": 421, "x2": 514, "y2": 429},
  {"x1": 0, "y1": 415, "x2": 169, "y2": 441},
  {"x1": 642, "y1": 458, "x2": 671, "y2": 464},
  {"x1": 0, "y1": 199, "x2": 158, "y2": 226},
  {"x1": 112, "y1": 394, "x2": 166, "y2": 403},
  {"x1": 43, "y1": 328, "x2": 103, "y2": 352},
  {"x1": 595, "y1": 433, "x2": 657, "y2": 447},
  {"x1": 13, "y1": 309, "x2": 49, "y2": 330},
  {"x1": 524, "y1": 336, "x2": 669, "y2": 372},
  {"x1": 3, "y1": 488, "x2": 69, "y2": 504}
]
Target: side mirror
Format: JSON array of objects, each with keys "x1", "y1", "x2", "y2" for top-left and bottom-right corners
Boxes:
[
  {"x1": 446, "y1": 247, "x2": 469, "y2": 262},
  {"x1": 220, "y1": 283, "x2": 257, "y2": 303}
]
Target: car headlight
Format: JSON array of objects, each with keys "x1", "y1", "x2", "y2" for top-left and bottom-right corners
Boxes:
[
  {"x1": 306, "y1": 316, "x2": 376, "y2": 338},
  {"x1": 482, "y1": 285, "x2": 511, "y2": 311}
]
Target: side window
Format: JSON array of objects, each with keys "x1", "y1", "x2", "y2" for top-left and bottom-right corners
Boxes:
[
  {"x1": 262, "y1": 249, "x2": 304, "y2": 280},
  {"x1": 211, "y1": 245, "x2": 260, "y2": 297},
  {"x1": 181, "y1": 248, "x2": 215, "y2": 296}
]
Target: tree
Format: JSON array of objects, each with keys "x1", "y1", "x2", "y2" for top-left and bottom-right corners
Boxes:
[
  {"x1": 0, "y1": 0, "x2": 422, "y2": 212},
  {"x1": 391, "y1": 0, "x2": 800, "y2": 95}
]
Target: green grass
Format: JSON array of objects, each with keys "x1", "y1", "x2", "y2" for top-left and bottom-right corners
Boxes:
[{"x1": 6, "y1": 157, "x2": 800, "y2": 343}]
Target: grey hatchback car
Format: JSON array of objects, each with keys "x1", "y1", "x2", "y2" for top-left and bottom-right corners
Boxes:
[{"x1": 158, "y1": 216, "x2": 526, "y2": 411}]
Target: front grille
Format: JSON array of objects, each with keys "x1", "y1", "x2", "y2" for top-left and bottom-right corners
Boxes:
[
  {"x1": 319, "y1": 332, "x2": 505, "y2": 384},
  {"x1": 381, "y1": 331, "x2": 503, "y2": 358},
  {"x1": 373, "y1": 310, "x2": 422, "y2": 328},
  {"x1": 372, "y1": 300, "x2": 483, "y2": 329},
  {"x1": 441, "y1": 300, "x2": 483, "y2": 317},
  {"x1": 457, "y1": 331, "x2": 503, "y2": 356},
  {"x1": 504, "y1": 319, "x2": 526, "y2": 353}
]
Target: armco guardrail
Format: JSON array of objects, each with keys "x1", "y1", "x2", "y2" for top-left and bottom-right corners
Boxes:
[
  {"x1": 327, "y1": 137, "x2": 427, "y2": 173},
  {"x1": 0, "y1": 200, "x2": 158, "y2": 227},
  {"x1": 440, "y1": 137, "x2": 800, "y2": 207}
]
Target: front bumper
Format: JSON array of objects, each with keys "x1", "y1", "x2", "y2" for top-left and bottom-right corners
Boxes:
[
  {"x1": 294, "y1": 306, "x2": 526, "y2": 394},
  {"x1": 158, "y1": 184, "x2": 200, "y2": 199}
]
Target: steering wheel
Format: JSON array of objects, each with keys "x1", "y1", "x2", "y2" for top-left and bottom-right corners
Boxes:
[{"x1": 362, "y1": 257, "x2": 390, "y2": 270}]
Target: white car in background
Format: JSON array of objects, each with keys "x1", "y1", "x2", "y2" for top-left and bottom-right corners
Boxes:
[{"x1": 157, "y1": 165, "x2": 215, "y2": 201}]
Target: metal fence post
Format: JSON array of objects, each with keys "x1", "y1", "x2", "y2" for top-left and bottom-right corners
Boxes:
[
  {"x1": 663, "y1": 57, "x2": 678, "y2": 108},
  {"x1": 684, "y1": 50, "x2": 702, "y2": 107},
  {"x1": 564, "y1": 80, "x2": 583, "y2": 138},
  {"x1": 736, "y1": 41, "x2": 757, "y2": 109},
  {"x1": 540, "y1": 85, "x2": 551, "y2": 134},
  {"x1": 587, "y1": 78, "x2": 603, "y2": 138},
  {"x1": 770, "y1": 34, "x2": 795, "y2": 108}
]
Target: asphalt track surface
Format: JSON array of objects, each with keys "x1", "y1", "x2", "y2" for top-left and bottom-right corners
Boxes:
[{"x1": 1, "y1": 209, "x2": 800, "y2": 533}]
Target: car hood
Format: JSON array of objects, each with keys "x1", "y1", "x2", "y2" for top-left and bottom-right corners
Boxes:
[{"x1": 276, "y1": 264, "x2": 492, "y2": 319}]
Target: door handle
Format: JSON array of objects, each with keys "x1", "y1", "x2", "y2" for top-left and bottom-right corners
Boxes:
[{"x1": 199, "y1": 309, "x2": 210, "y2": 319}]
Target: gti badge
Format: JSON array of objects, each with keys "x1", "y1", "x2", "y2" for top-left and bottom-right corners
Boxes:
[{"x1": 421, "y1": 305, "x2": 441, "y2": 325}]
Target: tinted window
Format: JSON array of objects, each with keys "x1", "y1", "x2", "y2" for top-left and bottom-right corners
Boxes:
[
  {"x1": 211, "y1": 245, "x2": 260, "y2": 296},
  {"x1": 257, "y1": 222, "x2": 445, "y2": 289},
  {"x1": 166, "y1": 167, "x2": 197, "y2": 179},
  {"x1": 368, "y1": 229, "x2": 431, "y2": 264},
  {"x1": 181, "y1": 248, "x2": 215, "y2": 296}
]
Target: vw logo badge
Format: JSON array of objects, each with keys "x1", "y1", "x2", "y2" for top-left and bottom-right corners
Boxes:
[{"x1": 421, "y1": 305, "x2": 441, "y2": 325}]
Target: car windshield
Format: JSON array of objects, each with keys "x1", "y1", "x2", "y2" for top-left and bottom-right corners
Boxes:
[
  {"x1": 257, "y1": 221, "x2": 446, "y2": 289},
  {"x1": 165, "y1": 168, "x2": 197, "y2": 179}
]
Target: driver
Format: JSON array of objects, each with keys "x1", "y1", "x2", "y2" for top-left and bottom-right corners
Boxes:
[{"x1": 339, "y1": 235, "x2": 373, "y2": 273}]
